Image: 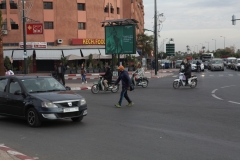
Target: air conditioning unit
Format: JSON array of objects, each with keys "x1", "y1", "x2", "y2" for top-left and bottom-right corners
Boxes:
[
  {"x1": 57, "y1": 39, "x2": 63, "y2": 44},
  {"x1": 2, "y1": 30, "x2": 8, "y2": 35}
]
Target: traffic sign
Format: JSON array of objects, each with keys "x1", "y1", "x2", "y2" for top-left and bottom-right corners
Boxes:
[{"x1": 166, "y1": 44, "x2": 175, "y2": 56}]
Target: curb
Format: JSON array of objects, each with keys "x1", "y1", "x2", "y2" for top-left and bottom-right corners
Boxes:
[{"x1": 0, "y1": 144, "x2": 35, "y2": 160}]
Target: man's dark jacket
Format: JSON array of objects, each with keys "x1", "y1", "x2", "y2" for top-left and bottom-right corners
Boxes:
[{"x1": 115, "y1": 70, "x2": 131, "y2": 88}]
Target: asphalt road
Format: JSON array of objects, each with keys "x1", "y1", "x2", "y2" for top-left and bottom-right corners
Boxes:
[{"x1": 0, "y1": 68, "x2": 240, "y2": 160}]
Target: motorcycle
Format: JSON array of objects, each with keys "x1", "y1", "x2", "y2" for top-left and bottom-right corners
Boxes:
[
  {"x1": 131, "y1": 71, "x2": 148, "y2": 88},
  {"x1": 91, "y1": 76, "x2": 119, "y2": 94},
  {"x1": 173, "y1": 72, "x2": 197, "y2": 89}
]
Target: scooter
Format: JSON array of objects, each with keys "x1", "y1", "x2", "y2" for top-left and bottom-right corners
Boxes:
[
  {"x1": 173, "y1": 72, "x2": 197, "y2": 89},
  {"x1": 131, "y1": 71, "x2": 148, "y2": 88},
  {"x1": 91, "y1": 76, "x2": 119, "y2": 94}
]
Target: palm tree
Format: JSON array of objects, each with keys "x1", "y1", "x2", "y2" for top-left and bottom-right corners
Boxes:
[{"x1": 0, "y1": 10, "x2": 4, "y2": 76}]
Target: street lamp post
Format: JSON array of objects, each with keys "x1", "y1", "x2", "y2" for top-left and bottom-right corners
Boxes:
[
  {"x1": 205, "y1": 41, "x2": 209, "y2": 52},
  {"x1": 212, "y1": 39, "x2": 216, "y2": 52},
  {"x1": 220, "y1": 36, "x2": 225, "y2": 49},
  {"x1": 22, "y1": 0, "x2": 27, "y2": 74},
  {"x1": 154, "y1": 0, "x2": 158, "y2": 75}
]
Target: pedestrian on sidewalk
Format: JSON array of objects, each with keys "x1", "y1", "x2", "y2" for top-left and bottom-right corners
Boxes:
[
  {"x1": 56, "y1": 62, "x2": 66, "y2": 86},
  {"x1": 81, "y1": 63, "x2": 87, "y2": 84},
  {"x1": 113, "y1": 65, "x2": 134, "y2": 108}
]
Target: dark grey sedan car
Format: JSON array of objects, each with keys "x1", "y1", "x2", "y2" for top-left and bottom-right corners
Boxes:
[{"x1": 0, "y1": 76, "x2": 87, "y2": 127}]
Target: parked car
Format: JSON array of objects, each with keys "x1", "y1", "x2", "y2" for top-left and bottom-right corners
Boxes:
[
  {"x1": 0, "y1": 76, "x2": 87, "y2": 127},
  {"x1": 234, "y1": 58, "x2": 240, "y2": 71},
  {"x1": 208, "y1": 58, "x2": 224, "y2": 71},
  {"x1": 191, "y1": 60, "x2": 204, "y2": 72},
  {"x1": 175, "y1": 60, "x2": 182, "y2": 68}
]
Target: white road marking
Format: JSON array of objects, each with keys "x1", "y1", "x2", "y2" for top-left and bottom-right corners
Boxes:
[
  {"x1": 212, "y1": 89, "x2": 218, "y2": 94},
  {"x1": 229, "y1": 101, "x2": 240, "y2": 105},
  {"x1": 228, "y1": 74, "x2": 233, "y2": 76},
  {"x1": 212, "y1": 94, "x2": 223, "y2": 100},
  {"x1": 221, "y1": 85, "x2": 236, "y2": 88},
  {"x1": 172, "y1": 75, "x2": 178, "y2": 77}
]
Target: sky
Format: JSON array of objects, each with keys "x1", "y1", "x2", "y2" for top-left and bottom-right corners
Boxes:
[{"x1": 143, "y1": 0, "x2": 240, "y2": 53}]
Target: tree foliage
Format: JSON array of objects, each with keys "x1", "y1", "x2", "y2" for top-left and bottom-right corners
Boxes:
[
  {"x1": 4, "y1": 56, "x2": 11, "y2": 70},
  {"x1": 136, "y1": 33, "x2": 154, "y2": 56}
]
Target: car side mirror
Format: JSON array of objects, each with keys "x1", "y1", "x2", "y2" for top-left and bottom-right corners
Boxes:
[
  {"x1": 14, "y1": 90, "x2": 23, "y2": 95},
  {"x1": 65, "y1": 86, "x2": 71, "y2": 91}
]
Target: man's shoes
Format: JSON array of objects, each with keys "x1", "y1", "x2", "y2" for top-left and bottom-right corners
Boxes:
[
  {"x1": 115, "y1": 103, "x2": 121, "y2": 108},
  {"x1": 126, "y1": 102, "x2": 134, "y2": 107}
]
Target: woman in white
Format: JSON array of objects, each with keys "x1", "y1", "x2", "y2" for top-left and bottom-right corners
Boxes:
[{"x1": 134, "y1": 62, "x2": 144, "y2": 84}]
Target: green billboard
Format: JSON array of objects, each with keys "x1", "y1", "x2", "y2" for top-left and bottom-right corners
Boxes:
[
  {"x1": 105, "y1": 25, "x2": 136, "y2": 55},
  {"x1": 166, "y1": 44, "x2": 175, "y2": 56}
]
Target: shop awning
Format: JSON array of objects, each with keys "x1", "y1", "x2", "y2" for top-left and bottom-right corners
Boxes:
[
  {"x1": 3, "y1": 50, "x2": 13, "y2": 58},
  {"x1": 81, "y1": 49, "x2": 100, "y2": 56},
  {"x1": 35, "y1": 50, "x2": 63, "y2": 60},
  {"x1": 62, "y1": 49, "x2": 81, "y2": 57},
  {"x1": 13, "y1": 50, "x2": 33, "y2": 60}
]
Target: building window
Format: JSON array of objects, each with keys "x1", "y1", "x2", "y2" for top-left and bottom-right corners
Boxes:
[
  {"x1": 78, "y1": 22, "x2": 86, "y2": 30},
  {"x1": 77, "y1": 3, "x2": 85, "y2": 10},
  {"x1": 104, "y1": 4, "x2": 109, "y2": 13},
  {"x1": 110, "y1": 4, "x2": 114, "y2": 13},
  {"x1": 10, "y1": 19, "x2": 18, "y2": 30},
  {"x1": 47, "y1": 42, "x2": 54, "y2": 46},
  {"x1": 3, "y1": 43, "x2": 19, "y2": 46},
  {"x1": 117, "y1": 7, "x2": 120, "y2": 14},
  {"x1": 43, "y1": 2, "x2": 53, "y2": 9},
  {"x1": 10, "y1": 0, "x2": 17, "y2": 9},
  {"x1": 44, "y1": 22, "x2": 54, "y2": 29},
  {"x1": 2, "y1": 19, "x2": 7, "y2": 30},
  {"x1": 0, "y1": 1, "x2": 6, "y2": 9}
]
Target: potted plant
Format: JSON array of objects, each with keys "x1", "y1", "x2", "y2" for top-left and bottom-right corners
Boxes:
[
  {"x1": 88, "y1": 62, "x2": 93, "y2": 73},
  {"x1": 99, "y1": 61, "x2": 104, "y2": 72},
  {"x1": 93, "y1": 63, "x2": 99, "y2": 73}
]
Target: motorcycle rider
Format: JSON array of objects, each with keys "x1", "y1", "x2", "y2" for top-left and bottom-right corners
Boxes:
[
  {"x1": 103, "y1": 66, "x2": 112, "y2": 88},
  {"x1": 183, "y1": 58, "x2": 192, "y2": 86},
  {"x1": 196, "y1": 60, "x2": 201, "y2": 71},
  {"x1": 133, "y1": 62, "x2": 144, "y2": 85}
]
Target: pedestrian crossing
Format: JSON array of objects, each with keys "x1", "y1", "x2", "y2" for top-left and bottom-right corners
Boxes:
[{"x1": 172, "y1": 73, "x2": 240, "y2": 78}]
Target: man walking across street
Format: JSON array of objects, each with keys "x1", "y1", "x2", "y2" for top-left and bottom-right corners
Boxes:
[
  {"x1": 113, "y1": 65, "x2": 134, "y2": 108},
  {"x1": 56, "y1": 62, "x2": 66, "y2": 86}
]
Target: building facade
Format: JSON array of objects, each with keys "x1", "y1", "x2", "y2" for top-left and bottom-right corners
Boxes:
[{"x1": 1, "y1": 0, "x2": 144, "y2": 72}]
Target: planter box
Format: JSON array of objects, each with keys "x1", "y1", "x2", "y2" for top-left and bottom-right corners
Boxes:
[
  {"x1": 88, "y1": 68, "x2": 93, "y2": 73},
  {"x1": 65, "y1": 70, "x2": 70, "y2": 74},
  {"x1": 93, "y1": 68, "x2": 100, "y2": 73}
]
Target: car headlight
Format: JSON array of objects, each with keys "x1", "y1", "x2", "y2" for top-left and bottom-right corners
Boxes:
[
  {"x1": 42, "y1": 102, "x2": 58, "y2": 108},
  {"x1": 81, "y1": 98, "x2": 86, "y2": 105}
]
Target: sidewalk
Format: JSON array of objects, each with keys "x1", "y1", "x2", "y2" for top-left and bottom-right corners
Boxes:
[
  {"x1": 0, "y1": 144, "x2": 35, "y2": 160},
  {"x1": 15, "y1": 69, "x2": 179, "y2": 91}
]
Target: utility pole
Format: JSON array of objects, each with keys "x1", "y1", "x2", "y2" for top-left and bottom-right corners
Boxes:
[
  {"x1": 154, "y1": 0, "x2": 158, "y2": 75},
  {"x1": 22, "y1": 0, "x2": 27, "y2": 74}
]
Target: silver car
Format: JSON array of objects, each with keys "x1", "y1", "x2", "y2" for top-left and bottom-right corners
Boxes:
[{"x1": 208, "y1": 58, "x2": 224, "y2": 71}]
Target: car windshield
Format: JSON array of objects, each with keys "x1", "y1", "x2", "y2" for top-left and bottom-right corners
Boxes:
[
  {"x1": 192, "y1": 60, "x2": 202, "y2": 64},
  {"x1": 21, "y1": 77, "x2": 66, "y2": 93},
  {"x1": 238, "y1": 60, "x2": 240, "y2": 63},
  {"x1": 212, "y1": 60, "x2": 223, "y2": 64}
]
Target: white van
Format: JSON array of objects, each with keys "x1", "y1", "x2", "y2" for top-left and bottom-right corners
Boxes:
[{"x1": 226, "y1": 57, "x2": 236, "y2": 69}]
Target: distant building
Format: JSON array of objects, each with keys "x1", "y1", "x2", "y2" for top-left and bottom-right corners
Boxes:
[{"x1": 1, "y1": 0, "x2": 144, "y2": 72}]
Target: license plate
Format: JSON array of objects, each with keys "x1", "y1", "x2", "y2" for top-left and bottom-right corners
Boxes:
[
  {"x1": 83, "y1": 110, "x2": 87, "y2": 116},
  {"x1": 63, "y1": 107, "x2": 79, "y2": 113}
]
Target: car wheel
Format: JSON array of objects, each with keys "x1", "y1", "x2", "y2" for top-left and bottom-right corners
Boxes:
[
  {"x1": 27, "y1": 108, "x2": 41, "y2": 127},
  {"x1": 71, "y1": 116, "x2": 83, "y2": 122}
]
